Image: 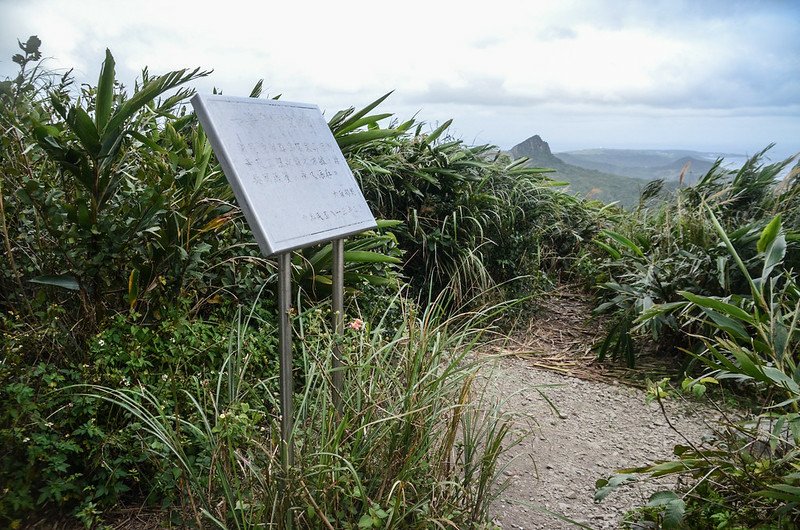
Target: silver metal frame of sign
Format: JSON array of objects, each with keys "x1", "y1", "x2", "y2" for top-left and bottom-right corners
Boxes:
[{"x1": 191, "y1": 94, "x2": 376, "y2": 522}]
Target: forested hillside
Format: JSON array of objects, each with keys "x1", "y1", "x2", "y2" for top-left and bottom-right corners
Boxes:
[
  {"x1": 509, "y1": 135, "x2": 679, "y2": 207},
  {"x1": 557, "y1": 148, "x2": 722, "y2": 183}
]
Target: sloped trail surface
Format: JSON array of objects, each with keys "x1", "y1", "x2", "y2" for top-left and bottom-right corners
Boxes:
[{"x1": 483, "y1": 288, "x2": 720, "y2": 529}]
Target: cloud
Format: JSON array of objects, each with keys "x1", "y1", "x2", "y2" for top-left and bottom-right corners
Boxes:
[
  {"x1": 403, "y1": 76, "x2": 545, "y2": 107},
  {"x1": 0, "y1": 0, "x2": 796, "y2": 155},
  {"x1": 538, "y1": 26, "x2": 577, "y2": 41}
]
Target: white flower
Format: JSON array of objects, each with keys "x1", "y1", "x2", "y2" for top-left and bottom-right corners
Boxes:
[
  {"x1": 161, "y1": 374, "x2": 169, "y2": 381},
  {"x1": 98, "y1": 339, "x2": 105, "y2": 347}
]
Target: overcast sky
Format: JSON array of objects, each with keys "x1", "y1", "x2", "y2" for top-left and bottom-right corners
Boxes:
[{"x1": 1, "y1": 0, "x2": 798, "y2": 158}]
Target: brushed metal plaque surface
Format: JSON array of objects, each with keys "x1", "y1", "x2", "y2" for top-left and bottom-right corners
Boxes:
[{"x1": 191, "y1": 93, "x2": 376, "y2": 255}]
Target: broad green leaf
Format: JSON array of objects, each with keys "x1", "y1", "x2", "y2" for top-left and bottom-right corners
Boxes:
[
  {"x1": 249, "y1": 79, "x2": 263, "y2": 98},
  {"x1": 336, "y1": 113, "x2": 393, "y2": 135},
  {"x1": 312, "y1": 274, "x2": 333, "y2": 285},
  {"x1": 699, "y1": 308, "x2": 750, "y2": 341},
  {"x1": 95, "y1": 49, "x2": 116, "y2": 132},
  {"x1": 648, "y1": 460, "x2": 691, "y2": 476},
  {"x1": 679, "y1": 291, "x2": 754, "y2": 323},
  {"x1": 375, "y1": 219, "x2": 403, "y2": 229},
  {"x1": 757, "y1": 483, "x2": 800, "y2": 502},
  {"x1": 593, "y1": 239, "x2": 621, "y2": 260},
  {"x1": 332, "y1": 91, "x2": 393, "y2": 135},
  {"x1": 412, "y1": 170, "x2": 441, "y2": 186},
  {"x1": 757, "y1": 214, "x2": 781, "y2": 253},
  {"x1": 302, "y1": 245, "x2": 333, "y2": 275},
  {"x1": 343, "y1": 251, "x2": 401, "y2": 264},
  {"x1": 337, "y1": 129, "x2": 400, "y2": 149},
  {"x1": 341, "y1": 272, "x2": 397, "y2": 286},
  {"x1": 33, "y1": 122, "x2": 60, "y2": 139},
  {"x1": 600, "y1": 229, "x2": 644, "y2": 257},
  {"x1": 728, "y1": 346, "x2": 764, "y2": 380},
  {"x1": 761, "y1": 366, "x2": 800, "y2": 394},
  {"x1": 692, "y1": 343, "x2": 740, "y2": 373},
  {"x1": 635, "y1": 301, "x2": 689, "y2": 324},
  {"x1": 29, "y1": 274, "x2": 80, "y2": 291},
  {"x1": 127, "y1": 268, "x2": 140, "y2": 310},
  {"x1": 663, "y1": 499, "x2": 686, "y2": 529},
  {"x1": 66, "y1": 106, "x2": 101, "y2": 156},
  {"x1": 104, "y1": 67, "x2": 209, "y2": 146},
  {"x1": 762, "y1": 233, "x2": 786, "y2": 281},
  {"x1": 129, "y1": 131, "x2": 167, "y2": 153},
  {"x1": 647, "y1": 491, "x2": 679, "y2": 506},
  {"x1": 716, "y1": 256, "x2": 728, "y2": 290},
  {"x1": 426, "y1": 119, "x2": 453, "y2": 144},
  {"x1": 594, "y1": 474, "x2": 637, "y2": 502}
]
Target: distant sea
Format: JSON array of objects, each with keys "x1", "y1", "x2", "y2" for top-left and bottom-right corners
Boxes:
[{"x1": 699, "y1": 150, "x2": 797, "y2": 179}]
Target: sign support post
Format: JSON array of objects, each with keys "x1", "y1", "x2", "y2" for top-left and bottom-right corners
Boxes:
[
  {"x1": 331, "y1": 238, "x2": 345, "y2": 416},
  {"x1": 278, "y1": 252, "x2": 294, "y2": 469},
  {"x1": 278, "y1": 252, "x2": 293, "y2": 530}
]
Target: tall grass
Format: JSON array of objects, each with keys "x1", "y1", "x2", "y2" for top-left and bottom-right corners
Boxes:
[{"x1": 75, "y1": 290, "x2": 518, "y2": 528}]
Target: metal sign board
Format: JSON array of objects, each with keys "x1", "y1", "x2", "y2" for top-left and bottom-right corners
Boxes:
[{"x1": 191, "y1": 93, "x2": 377, "y2": 255}]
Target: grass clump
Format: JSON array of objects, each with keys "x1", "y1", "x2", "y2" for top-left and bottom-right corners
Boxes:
[{"x1": 75, "y1": 293, "x2": 517, "y2": 528}]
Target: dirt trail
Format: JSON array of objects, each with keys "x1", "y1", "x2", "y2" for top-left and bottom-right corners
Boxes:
[{"x1": 483, "y1": 288, "x2": 718, "y2": 529}]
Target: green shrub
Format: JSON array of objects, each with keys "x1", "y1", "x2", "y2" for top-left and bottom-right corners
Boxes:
[
  {"x1": 0, "y1": 300, "x2": 272, "y2": 523},
  {"x1": 74, "y1": 293, "x2": 518, "y2": 528},
  {"x1": 596, "y1": 210, "x2": 800, "y2": 528},
  {"x1": 593, "y1": 149, "x2": 800, "y2": 366},
  {"x1": 332, "y1": 98, "x2": 602, "y2": 307},
  {"x1": 0, "y1": 38, "x2": 526, "y2": 527}
]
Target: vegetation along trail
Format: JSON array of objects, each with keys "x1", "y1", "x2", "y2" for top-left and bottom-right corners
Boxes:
[
  {"x1": 3, "y1": 37, "x2": 798, "y2": 528},
  {"x1": 482, "y1": 289, "x2": 719, "y2": 529}
]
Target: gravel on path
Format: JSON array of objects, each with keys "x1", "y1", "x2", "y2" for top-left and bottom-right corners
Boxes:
[
  {"x1": 484, "y1": 356, "x2": 717, "y2": 529},
  {"x1": 481, "y1": 289, "x2": 720, "y2": 529}
]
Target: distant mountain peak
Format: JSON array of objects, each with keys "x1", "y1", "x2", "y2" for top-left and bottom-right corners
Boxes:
[
  {"x1": 509, "y1": 135, "x2": 561, "y2": 165},
  {"x1": 506, "y1": 135, "x2": 684, "y2": 207}
]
